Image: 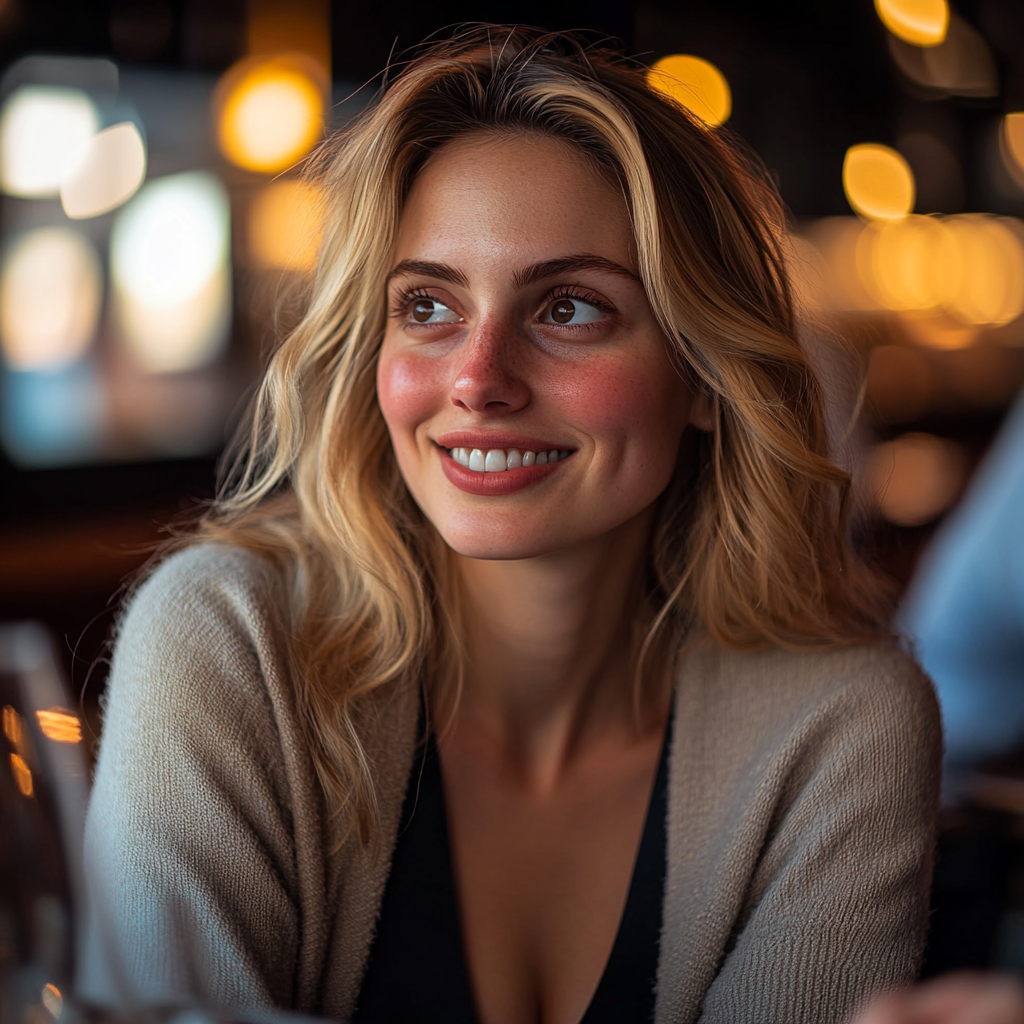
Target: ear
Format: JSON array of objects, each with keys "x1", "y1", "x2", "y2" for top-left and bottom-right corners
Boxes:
[{"x1": 688, "y1": 387, "x2": 715, "y2": 432}]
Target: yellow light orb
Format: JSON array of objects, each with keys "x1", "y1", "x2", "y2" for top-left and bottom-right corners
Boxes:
[
  {"x1": 868, "y1": 432, "x2": 965, "y2": 527},
  {"x1": 0, "y1": 227, "x2": 102, "y2": 371},
  {"x1": 856, "y1": 215, "x2": 946, "y2": 311},
  {"x1": 843, "y1": 143, "x2": 915, "y2": 221},
  {"x1": 874, "y1": 0, "x2": 949, "y2": 46},
  {"x1": 248, "y1": 179, "x2": 323, "y2": 273},
  {"x1": 647, "y1": 54, "x2": 731, "y2": 127},
  {"x1": 937, "y1": 215, "x2": 1024, "y2": 326},
  {"x1": 217, "y1": 56, "x2": 323, "y2": 174},
  {"x1": 1002, "y1": 112, "x2": 1024, "y2": 185}
]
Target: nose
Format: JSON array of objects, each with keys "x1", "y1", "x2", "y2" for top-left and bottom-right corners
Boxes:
[{"x1": 450, "y1": 319, "x2": 530, "y2": 414}]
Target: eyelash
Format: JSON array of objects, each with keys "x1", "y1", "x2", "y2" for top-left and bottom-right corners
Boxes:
[
  {"x1": 389, "y1": 286, "x2": 437, "y2": 319},
  {"x1": 387, "y1": 285, "x2": 618, "y2": 323},
  {"x1": 541, "y1": 286, "x2": 616, "y2": 319}
]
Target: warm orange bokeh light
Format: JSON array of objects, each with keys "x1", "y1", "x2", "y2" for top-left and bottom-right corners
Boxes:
[
  {"x1": 217, "y1": 56, "x2": 323, "y2": 174},
  {"x1": 248, "y1": 180, "x2": 322, "y2": 273},
  {"x1": 798, "y1": 211, "x2": 1024, "y2": 340},
  {"x1": 36, "y1": 708, "x2": 82, "y2": 744},
  {"x1": 843, "y1": 144, "x2": 915, "y2": 220},
  {"x1": 937, "y1": 215, "x2": 1024, "y2": 326},
  {"x1": 3, "y1": 704, "x2": 24, "y2": 750},
  {"x1": 857, "y1": 215, "x2": 944, "y2": 311},
  {"x1": 647, "y1": 54, "x2": 731, "y2": 127},
  {"x1": 874, "y1": 0, "x2": 949, "y2": 46},
  {"x1": 868, "y1": 432, "x2": 965, "y2": 526},
  {"x1": 1002, "y1": 113, "x2": 1024, "y2": 187},
  {"x1": 10, "y1": 752, "x2": 33, "y2": 797}
]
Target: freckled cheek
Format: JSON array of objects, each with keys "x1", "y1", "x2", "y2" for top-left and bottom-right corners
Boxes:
[
  {"x1": 545, "y1": 355, "x2": 680, "y2": 439},
  {"x1": 376, "y1": 348, "x2": 450, "y2": 438}
]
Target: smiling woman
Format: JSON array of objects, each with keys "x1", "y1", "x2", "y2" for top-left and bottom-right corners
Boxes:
[
  {"x1": 377, "y1": 134, "x2": 706, "y2": 554},
  {"x1": 82, "y1": 25, "x2": 940, "y2": 1024}
]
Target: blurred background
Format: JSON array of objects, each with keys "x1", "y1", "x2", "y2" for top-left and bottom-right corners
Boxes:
[{"x1": 1, "y1": 0, "x2": 1023, "y2": 981}]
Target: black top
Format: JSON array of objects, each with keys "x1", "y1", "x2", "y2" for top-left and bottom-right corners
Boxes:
[{"x1": 353, "y1": 715, "x2": 671, "y2": 1024}]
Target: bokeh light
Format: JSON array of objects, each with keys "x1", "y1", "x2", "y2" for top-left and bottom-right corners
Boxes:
[
  {"x1": 874, "y1": 0, "x2": 949, "y2": 46},
  {"x1": 9, "y1": 752, "x2": 33, "y2": 797},
  {"x1": 647, "y1": 54, "x2": 731, "y2": 127},
  {"x1": 0, "y1": 86, "x2": 98, "y2": 197},
  {"x1": 217, "y1": 55, "x2": 323, "y2": 173},
  {"x1": 887, "y1": 15, "x2": 997, "y2": 98},
  {"x1": 867, "y1": 432, "x2": 966, "y2": 526},
  {"x1": 937, "y1": 216, "x2": 1024, "y2": 327},
  {"x1": 36, "y1": 708, "x2": 82, "y2": 744},
  {"x1": 248, "y1": 179, "x2": 322, "y2": 272},
  {"x1": 0, "y1": 227, "x2": 102, "y2": 370},
  {"x1": 797, "y1": 212, "x2": 1024, "y2": 337},
  {"x1": 61, "y1": 121, "x2": 147, "y2": 219},
  {"x1": 111, "y1": 171, "x2": 231, "y2": 373},
  {"x1": 41, "y1": 984, "x2": 63, "y2": 1019},
  {"x1": 1001, "y1": 113, "x2": 1024, "y2": 189},
  {"x1": 1, "y1": 358, "x2": 104, "y2": 466},
  {"x1": 856, "y1": 215, "x2": 946, "y2": 312},
  {"x1": 843, "y1": 144, "x2": 915, "y2": 220}
]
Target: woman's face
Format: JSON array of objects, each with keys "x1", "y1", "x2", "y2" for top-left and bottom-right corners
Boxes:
[{"x1": 377, "y1": 132, "x2": 707, "y2": 561}]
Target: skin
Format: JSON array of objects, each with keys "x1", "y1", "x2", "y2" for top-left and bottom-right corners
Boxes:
[
  {"x1": 377, "y1": 132, "x2": 711, "y2": 1024},
  {"x1": 854, "y1": 975, "x2": 1024, "y2": 1024}
]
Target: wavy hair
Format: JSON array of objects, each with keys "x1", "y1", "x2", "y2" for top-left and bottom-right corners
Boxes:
[{"x1": 193, "y1": 25, "x2": 888, "y2": 844}]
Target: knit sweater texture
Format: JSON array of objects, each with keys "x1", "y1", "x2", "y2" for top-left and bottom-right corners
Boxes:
[{"x1": 81, "y1": 543, "x2": 942, "y2": 1024}]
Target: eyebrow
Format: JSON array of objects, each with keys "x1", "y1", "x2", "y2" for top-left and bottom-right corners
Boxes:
[
  {"x1": 512, "y1": 254, "x2": 640, "y2": 289},
  {"x1": 386, "y1": 260, "x2": 469, "y2": 288},
  {"x1": 385, "y1": 253, "x2": 640, "y2": 290}
]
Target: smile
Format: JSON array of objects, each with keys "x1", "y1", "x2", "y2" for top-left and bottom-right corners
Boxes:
[{"x1": 446, "y1": 447, "x2": 574, "y2": 473}]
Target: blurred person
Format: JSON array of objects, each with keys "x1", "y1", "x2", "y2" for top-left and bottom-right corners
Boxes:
[
  {"x1": 901, "y1": 388, "x2": 1024, "y2": 792},
  {"x1": 80, "y1": 26, "x2": 941, "y2": 1024},
  {"x1": 854, "y1": 973, "x2": 1024, "y2": 1024}
]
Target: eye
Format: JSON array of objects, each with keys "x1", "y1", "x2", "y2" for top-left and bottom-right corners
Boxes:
[
  {"x1": 409, "y1": 297, "x2": 462, "y2": 324},
  {"x1": 543, "y1": 296, "x2": 605, "y2": 325}
]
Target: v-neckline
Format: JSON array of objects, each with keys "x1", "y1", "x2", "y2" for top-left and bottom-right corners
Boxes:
[{"x1": 353, "y1": 708, "x2": 672, "y2": 1024}]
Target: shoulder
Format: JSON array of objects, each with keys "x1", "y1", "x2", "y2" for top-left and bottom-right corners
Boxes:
[
  {"x1": 684, "y1": 636, "x2": 935, "y2": 712},
  {"x1": 109, "y1": 542, "x2": 295, "y2": 729},
  {"x1": 675, "y1": 638, "x2": 941, "y2": 771},
  {"x1": 124, "y1": 541, "x2": 287, "y2": 631},
  {"x1": 119, "y1": 542, "x2": 289, "y2": 662}
]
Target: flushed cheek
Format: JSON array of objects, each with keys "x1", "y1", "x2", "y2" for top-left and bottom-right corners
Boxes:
[
  {"x1": 376, "y1": 347, "x2": 449, "y2": 442},
  {"x1": 544, "y1": 352, "x2": 685, "y2": 443}
]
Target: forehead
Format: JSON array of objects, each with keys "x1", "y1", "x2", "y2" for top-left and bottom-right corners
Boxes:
[{"x1": 394, "y1": 132, "x2": 635, "y2": 269}]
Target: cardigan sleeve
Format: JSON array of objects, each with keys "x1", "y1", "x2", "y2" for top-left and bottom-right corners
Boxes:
[
  {"x1": 695, "y1": 647, "x2": 942, "y2": 1024},
  {"x1": 79, "y1": 545, "x2": 313, "y2": 1014}
]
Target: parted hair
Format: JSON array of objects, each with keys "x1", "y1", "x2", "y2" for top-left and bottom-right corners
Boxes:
[{"x1": 192, "y1": 25, "x2": 888, "y2": 843}]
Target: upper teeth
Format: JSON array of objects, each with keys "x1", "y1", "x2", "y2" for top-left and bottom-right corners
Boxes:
[{"x1": 448, "y1": 447, "x2": 573, "y2": 472}]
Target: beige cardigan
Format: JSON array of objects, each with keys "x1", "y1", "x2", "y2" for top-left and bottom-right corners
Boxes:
[{"x1": 81, "y1": 544, "x2": 941, "y2": 1024}]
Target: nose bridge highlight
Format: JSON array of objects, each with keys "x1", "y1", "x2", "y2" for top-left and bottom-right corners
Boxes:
[{"x1": 451, "y1": 317, "x2": 527, "y2": 411}]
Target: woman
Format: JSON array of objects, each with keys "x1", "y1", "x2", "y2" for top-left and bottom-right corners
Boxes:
[{"x1": 81, "y1": 26, "x2": 941, "y2": 1024}]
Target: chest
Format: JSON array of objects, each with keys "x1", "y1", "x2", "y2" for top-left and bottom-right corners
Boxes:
[
  {"x1": 353, "y1": 726, "x2": 668, "y2": 1024},
  {"x1": 440, "y1": 734, "x2": 665, "y2": 1024}
]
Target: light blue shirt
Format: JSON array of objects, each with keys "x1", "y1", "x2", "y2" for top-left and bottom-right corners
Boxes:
[{"x1": 900, "y1": 389, "x2": 1024, "y2": 769}]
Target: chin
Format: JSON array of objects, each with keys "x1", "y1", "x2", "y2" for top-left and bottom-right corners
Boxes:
[
  {"x1": 431, "y1": 507, "x2": 625, "y2": 563},
  {"x1": 435, "y1": 522, "x2": 567, "y2": 562}
]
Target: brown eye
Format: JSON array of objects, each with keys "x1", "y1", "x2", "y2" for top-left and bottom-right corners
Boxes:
[
  {"x1": 412, "y1": 299, "x2": 435, "y2": 323},
  {"x1": 551, "y1": 299, "x2": 575, "y2": 324}
]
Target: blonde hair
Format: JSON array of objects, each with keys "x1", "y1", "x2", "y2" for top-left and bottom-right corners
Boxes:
[{"x1": 192, "y1": 26, "x2": 887, "y2": 843}]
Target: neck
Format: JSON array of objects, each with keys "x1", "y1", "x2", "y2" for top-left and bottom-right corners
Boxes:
[{"x1": 445, "y1": 509, "x2": 668, "y2": 784}]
